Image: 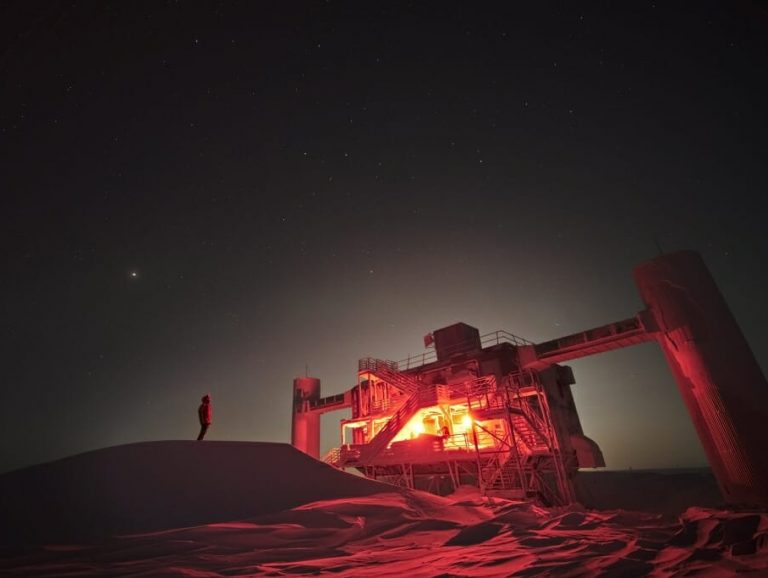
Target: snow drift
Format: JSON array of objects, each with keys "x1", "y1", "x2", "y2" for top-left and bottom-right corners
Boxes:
[
  {"x1": 0, "y1": 441, "x2": 392, "y2": 544},
  {"x1": 1, "y1": 441, "x2": 766, "y2": 577}
]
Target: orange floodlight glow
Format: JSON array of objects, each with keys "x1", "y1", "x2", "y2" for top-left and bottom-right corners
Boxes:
[{"x1": 393, "y1": 414, "x2": 429, "y2": 441}]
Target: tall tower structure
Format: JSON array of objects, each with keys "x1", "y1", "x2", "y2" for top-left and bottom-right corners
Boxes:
[
  {"x1": 291, "y1": 377, "x2": 321, "y2": 458},
  {"x1": 635, "y1": 251, "x2": 768, "y2": 505}
]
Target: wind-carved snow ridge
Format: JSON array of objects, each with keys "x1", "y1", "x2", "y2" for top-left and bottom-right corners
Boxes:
[{"x1": 0, "y1": 442, "x2": 766, "y2": 577}]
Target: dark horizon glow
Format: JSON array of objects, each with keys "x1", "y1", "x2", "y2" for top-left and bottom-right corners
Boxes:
[{"x1": 2, "y1": 1, "x2": 767, "y2": 474}]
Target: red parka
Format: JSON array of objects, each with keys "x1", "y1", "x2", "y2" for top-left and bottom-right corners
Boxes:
[{"x1": 198, "y1": 395, "x2": 212, "y2": 425}]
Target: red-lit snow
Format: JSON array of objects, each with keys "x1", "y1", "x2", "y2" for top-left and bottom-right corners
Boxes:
[{"x1": 1, "y1": 442, "x2": 766, "y2": 577}]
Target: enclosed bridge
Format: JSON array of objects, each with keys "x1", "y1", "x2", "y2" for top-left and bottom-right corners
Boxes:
[{"x1": 291, "y1": 251, "x2": 768, "y2": 508}]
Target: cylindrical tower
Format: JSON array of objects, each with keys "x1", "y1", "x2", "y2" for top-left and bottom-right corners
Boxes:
[
  {"x1": 291, "y1": 377, "x2": 321, "y2": 458},
  {"x1": 634, "y1": 250, "x2": 768, "y2": 506}
]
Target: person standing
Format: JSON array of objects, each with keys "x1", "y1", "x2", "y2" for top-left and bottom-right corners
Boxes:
[{"x1": 197, "y1": 394, "x2": 212, "y2": 440}]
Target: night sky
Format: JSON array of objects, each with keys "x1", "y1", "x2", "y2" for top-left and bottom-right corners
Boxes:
[{"x1": 2, "y1": 1, "x2": 767, "y2": 474}]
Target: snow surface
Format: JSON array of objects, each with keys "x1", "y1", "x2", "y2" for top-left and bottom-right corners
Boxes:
[{"x1": 1, "y1": 441, "x2": 766, "y2": 577}]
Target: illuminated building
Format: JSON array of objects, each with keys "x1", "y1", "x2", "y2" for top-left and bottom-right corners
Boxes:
[{"x1": 292, "y1": 252, "x2": 768, "y2": 507}]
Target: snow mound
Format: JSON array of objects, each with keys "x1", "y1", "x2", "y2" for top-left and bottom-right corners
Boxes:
[
  {"x1": 0, "y1": 441, "x2": 394, "y2": 544},
  {"x1": 1, "y1": 452, "x2": 767, "y2": 576}
]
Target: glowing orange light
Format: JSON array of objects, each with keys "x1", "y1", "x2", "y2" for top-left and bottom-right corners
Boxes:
[{"x1": 462, "y1": 415, "x2": 473, "y2": 429}]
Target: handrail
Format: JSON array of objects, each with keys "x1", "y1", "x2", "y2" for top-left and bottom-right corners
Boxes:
[
  {"x1": 359, "y1": 358, "x2": 421, "y2": 394},
  {"x1": 513, "y1": 390, "x2": 550, "y2": 450},
  {"x1": 359, "y1": 358, "x2": 398, "y2": 372},
  {"x1": 486, "y1": 330, "x2": 534, "y2": 347},
  {"x1": 393, "y1": 329, "x2": 533, "y2": 371},
  {"x1": 322, "y1": 447, "x2": 341, "y2": 467},
  {"x1": 449, "y1": 374, "x2": 498, "y2": 398},
  {"x1": 358, "y1": 389, "x2": 423, "y2": 463}
]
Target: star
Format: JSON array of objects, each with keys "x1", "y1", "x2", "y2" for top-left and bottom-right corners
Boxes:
[{"x1": 129, "y1": 270, "x2": 139, "y2": 279}]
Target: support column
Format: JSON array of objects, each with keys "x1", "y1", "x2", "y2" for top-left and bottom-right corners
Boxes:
[
  {"x1": 291, "y1": 377, "x2": 321, "y2": 458},
  {"x1": 634, "y1": 250, "x2": 768, "y2": 506}
]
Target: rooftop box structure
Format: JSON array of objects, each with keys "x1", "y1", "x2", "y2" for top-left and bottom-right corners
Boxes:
[{"x1": 433, "y1": 322, "x2": 481, "y2": 361}]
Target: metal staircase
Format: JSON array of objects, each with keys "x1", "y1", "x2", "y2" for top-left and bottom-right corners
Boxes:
[
  {"x1": 508, "y1": 407, "x2": 549, "y2": 452},
  {"x1": 357, "y1": 388, "x2": 424, "y2": 463},
  {"x1": 453, "y1": 374, "x2": 548, "y2": 453},
  {"x1": 482, "y1": 459, "x2": 529, "y2": 496},
  {"x1": 460, "y1": 371, "x2": 573, "y2": 505},
  {"x1": 359, "y1": 357, "x2": 421, "y2": 394},
  {"x1": 322, "y1": 447, "x2": 341, "y2": 467}
]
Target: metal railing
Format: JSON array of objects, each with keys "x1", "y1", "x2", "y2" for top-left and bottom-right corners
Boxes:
[
  {"x1": 322, "y1": 447, "x2": 341, "y2": 467},
  {"x1": 370, "y1": 398, "x2": 395, "y2": 413},
  {"x1": 359, "y1": 357, "x2": 398, "y2": 373},
  {"x1": 395, "y1": 329, "x2": 533, "y2": 370},
  {"x1": 358, "y1": 389, "x2": 423, "y2": 463},
  {"x1": 359, "y1": 357, "x2": 421, "y2": 394}
]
